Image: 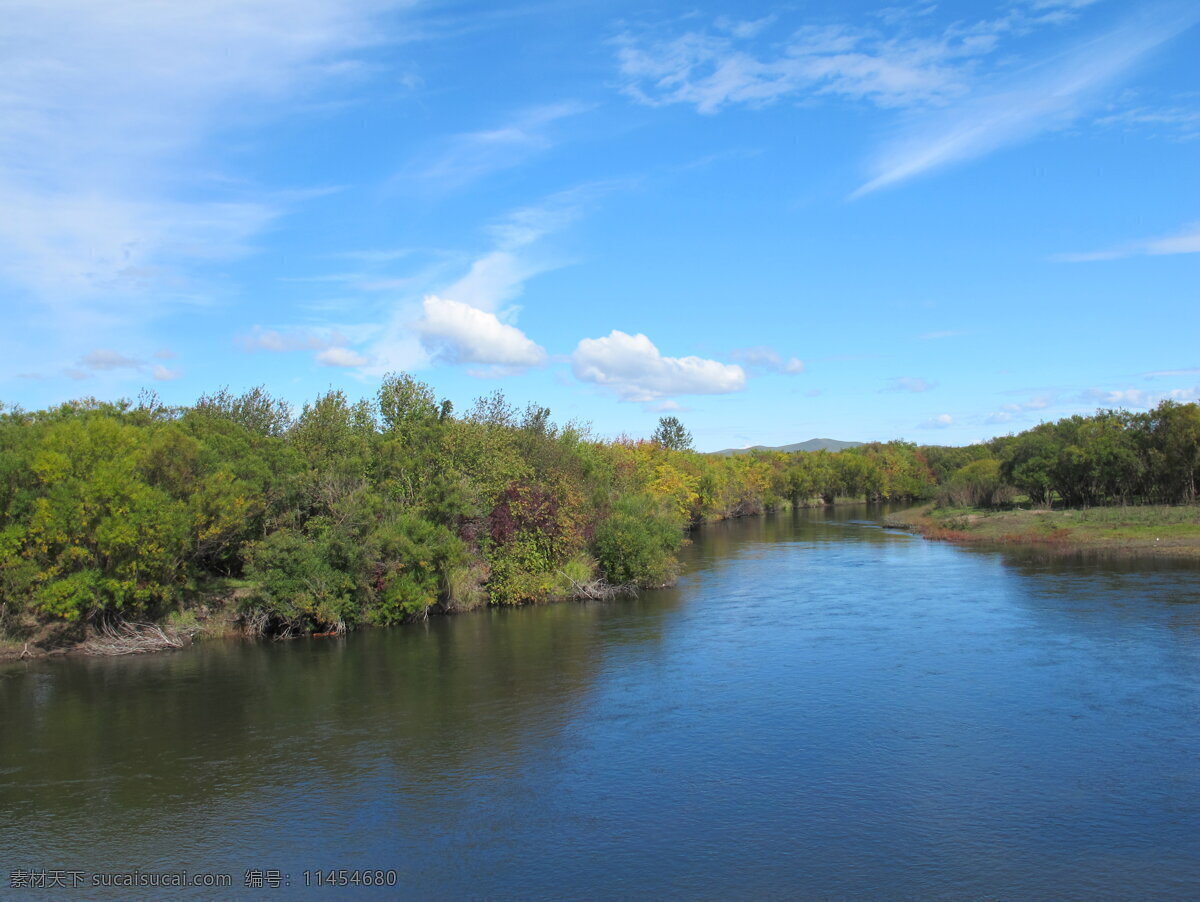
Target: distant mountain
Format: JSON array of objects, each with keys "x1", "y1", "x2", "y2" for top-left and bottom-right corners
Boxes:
[{"x1": 710, "y1": 438, "x2": 864, "y2": 456}]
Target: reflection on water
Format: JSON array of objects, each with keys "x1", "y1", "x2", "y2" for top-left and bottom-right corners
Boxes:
[{"x1": 2, "y1": 505, "x2": 1199, "y2": 900}]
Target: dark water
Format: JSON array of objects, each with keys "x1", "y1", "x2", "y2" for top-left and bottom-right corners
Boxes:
[{"x1": 3, "y1": 506, "x2": 1200, "y2": 900}]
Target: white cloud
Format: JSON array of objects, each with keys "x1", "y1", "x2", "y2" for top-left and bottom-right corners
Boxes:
[
  {"x1": 919, "y1": 413, "x2": 954, "y2": 428},
  {"x1": 366, "y1": 186, "x2": 615, "y2": 374},
  {"x1": 730, "y1": 346, "x2": 805, "y2": 374},
  {"x1": 81, "y1": 349, "x2": 142, "y2": 371},
  {"x1": 241, "y1": 327, "x2": 334, "y2": 353},
  {"x1": 402, "y1": 102, "x2": 593, "y2": 191},
  {"x1": 883, "y1": 376, "x2": 936, "y2": 393},
  {"x1": 918, "y1": 329, "x2": 966, "y2": 340},
  {"x1": 854, "y1": 7, "x2": 1200, "y2": 196},
  {"x1": 239, "y1": 325, "x2": 376, "y2": 370},
  {"x1": 0, "y1": 0, "x2": 404, "y2": 314},
  {"x1": 1144, "y1": 368, "x2": 1200, "y2": 378},
  {"x1": 316, "y1": 347, "x2": 370, "y2": 368},
  {"x1": 616, "y1": 22, "x2": 975, "y2": 115},
  {"x1": 1095, "y1": 103, "x2": 1200, "y2": 141},
  {"x1": 63, "y1": 347, "x2": 182, "y2": 382},
  {"x1": 152, "y1": 364, "x2": 183, "y2": 381},
  {"x1": 572, "y1": 330, "x2": 746, "y2": 401},
  {"x1": 427, "y1": 185, "x2": 604, "y2": 313},
  {"x1": 1055, "y1": 221, "x2": 1200, "y2": 262},
  {"x1": 645, "y1": 399, "x2": 691, "y2": 413},
  {"x1": 439, "y1": 251, "x2": 547, "y2": 314},
  {"x1": 416, "y1": 295, "x2": 545, "y2": 368},
  {"x1": 1079, "y1": 384, "x2": 1200, "y2": 407}
]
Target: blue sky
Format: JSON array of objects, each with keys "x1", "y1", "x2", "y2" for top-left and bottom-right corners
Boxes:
[{"x1": 1, "y1": 0, "x2": 1197, "y2": 451}]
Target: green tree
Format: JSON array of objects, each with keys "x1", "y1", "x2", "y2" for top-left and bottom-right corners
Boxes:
[
  {"x1": 378, "y1": 372, "x2": 439, "y2": 435},
  {"x1": 652, "y1": 416, "x2": 693, "y2": 451}
]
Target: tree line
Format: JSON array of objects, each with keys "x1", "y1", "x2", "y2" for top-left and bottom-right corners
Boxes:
[{"x1": 0, "y1": 380, "x2": 1196, "y2": 642}]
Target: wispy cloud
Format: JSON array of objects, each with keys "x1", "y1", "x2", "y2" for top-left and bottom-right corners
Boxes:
[
  {"x1": 1053, "y1": 221, "x2": 1200, "y2": 261},
  {"x1": 60, "y1": 348, "x2": 183, "y2": 382},
  {"x1": 918, "y1": 329, "x2": 966, "y2": 341},
  {"x1": 366, "y1": 185, "x2": 615, "y2": 375},
  {"x1": 616, "y1": 20, "x2": 985, "y2": 115},
  {"x1": 1079, "y1": 384, "x2": 1200, "y2": 407},
  {"x1": 854, "y1": 5, "x2": 1200, "y2": 196},
  {"x1": 1095, "y1": 102, "x2": 1200, "y2": 141},
  {"x1": 882, "y1": 376, "x2": 936, "y2": 393},
  {"x1": 919, "y1": 413, "x2": 954, "y2": 429},
  {"x1": 0, "y1": 0, "x2": 406, "y2": 318},
  {"x1": 316, "y1": 347, "x2": 370, "y2": 368},
  {"x1": 1143, "y1": 367, "x2": 1200, "y2": 378},
  {"x1": 239, "y1": 325, "x2": 378, "y2": 369},
  {"x1": 399, "y1": 102, "x2": 594, "y2": 191},
  {"x1": 80, "y1": 350, "x2": 143, "y2": 372},
  {"x1": 730, "y1": 346, "x2": 805, "y2": 374}
]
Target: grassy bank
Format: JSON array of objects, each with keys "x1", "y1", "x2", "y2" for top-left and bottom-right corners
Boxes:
[{"x1": 885, "y1": 503, "x2": 1200, "y2": 558}]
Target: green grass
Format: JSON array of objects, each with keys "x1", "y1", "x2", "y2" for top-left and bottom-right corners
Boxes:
[{"x1": 887, "y1": 503, "x2": 1200, "y2": 557}]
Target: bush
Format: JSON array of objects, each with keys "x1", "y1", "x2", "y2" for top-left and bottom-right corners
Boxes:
[
  {"x1": 486, "y1": 536, "x2": 556, "y2": 605},
  {"x1": 937, "y1": 459, "x2": 1014, "y2": 508},
  {"x1": 243, "y1": 529, "x2": 354, "y2": 632},
  {"x1": 592, "y1": 494, "x2": 683, "y2": 586},
  {"x1": 361, "y1": 513, "x2": 464, "y2": 624}
]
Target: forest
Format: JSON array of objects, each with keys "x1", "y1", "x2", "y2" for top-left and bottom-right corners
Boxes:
[{"x1": 1, "y1": 376, "x2": 1197, "y2": 647}]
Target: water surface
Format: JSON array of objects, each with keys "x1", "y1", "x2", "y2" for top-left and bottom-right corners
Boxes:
[{"x1": 3, "y1": 506, "x2": 1199, "y2": 899}]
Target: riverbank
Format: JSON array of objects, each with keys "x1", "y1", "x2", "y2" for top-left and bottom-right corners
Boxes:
[
  {"x1": 885, "y1": 503, "x2": 1200, "y2": 558},
  {"x1": 0, "y1": 499, "x2": 862, "y2": 663},
  {"x1": 0, "y1": 576, "x2": 627, "y2": 663}
]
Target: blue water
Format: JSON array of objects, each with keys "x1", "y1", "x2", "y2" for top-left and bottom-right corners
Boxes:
[{"x1": 2, "y1": 506, "x2": 1199, "y2": 899}]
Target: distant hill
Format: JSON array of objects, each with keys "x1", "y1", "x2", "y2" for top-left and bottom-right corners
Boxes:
[{"x1": 710, "y1": 438, "x2": 864, "y2": 456}]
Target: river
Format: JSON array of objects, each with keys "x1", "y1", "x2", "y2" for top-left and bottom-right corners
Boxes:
[{"x1": 2, "y1": 505, "x2": 1199, "y2": 900}]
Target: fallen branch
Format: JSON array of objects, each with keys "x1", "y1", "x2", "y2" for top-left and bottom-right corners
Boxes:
[
  {"x1": 557, "y1": 572, "x2": 627, "y2": 601},
  {"x1": 81, "y1": 621, "x2": 196, "y2": 656}
]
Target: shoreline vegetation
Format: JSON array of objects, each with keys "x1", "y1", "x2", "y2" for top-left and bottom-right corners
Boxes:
[
  {"x1": 883, "y1": 503, "x2": 1200, "y2": 558},
  {"x1": 1, "y1": 380, "x2": 1198, "y2": 661}
]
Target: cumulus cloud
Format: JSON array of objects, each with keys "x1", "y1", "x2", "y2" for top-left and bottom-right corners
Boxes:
[
  {"x1": 572, "y1": 330, "x2": 746, "y2": 401},
  {"x1": 416, "y1": 295, "x2": 546, "y2": 368},
  {"x1": 730, "y1": 346, "x2": 805, "y2": 374}
]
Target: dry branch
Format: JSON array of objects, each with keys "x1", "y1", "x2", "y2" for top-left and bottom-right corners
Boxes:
[{"x1": 81, "y1": 621, "x2": 196, "y2": 656}]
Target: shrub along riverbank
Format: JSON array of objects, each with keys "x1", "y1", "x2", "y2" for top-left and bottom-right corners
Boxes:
[{"x1": 1, "y1": 381, "x2": 1197, "y2": 657}]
